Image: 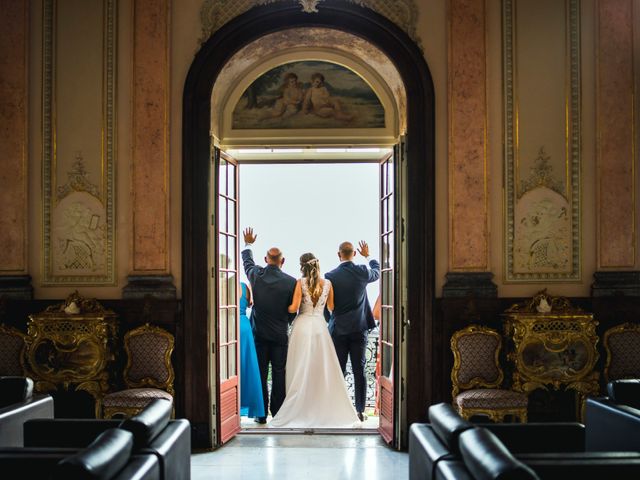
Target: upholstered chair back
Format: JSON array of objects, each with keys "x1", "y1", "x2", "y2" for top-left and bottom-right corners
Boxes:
[
  {"x1": 450, "y1": 325, "x2": 527, "y2": 423},
  {"x1": 604, "y1": 323, "x2": 640, "y2": 382},
  {"x1": 124, "y1": 324, "x2": 175, "y2": 395},
  {"x1": 0, "y1": 325, "x2": 26, "y2": 376},
  {"x1": 451, "y1": 325, "x2": 503, "y2": 397}
]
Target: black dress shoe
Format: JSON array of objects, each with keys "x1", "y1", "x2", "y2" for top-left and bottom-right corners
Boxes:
[
  {"x1": 254, "y1": 417, "x2": 267, "y2": 424},
  {"x1": 357, "y1": 412, "x2": 367, "y2": 422}
]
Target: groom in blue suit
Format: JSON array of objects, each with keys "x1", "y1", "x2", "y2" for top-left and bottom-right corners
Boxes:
[{"x1": 325, "y1": 240, "x2": 380, "y2": 421}]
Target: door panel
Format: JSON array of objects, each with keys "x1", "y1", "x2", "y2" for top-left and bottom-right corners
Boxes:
[
  {"x1": 378, "y1": 151, "x2": 395, "y2": 445},
  {"x1": 215, "y1": 149, "x2": 241, "y2": 445}
]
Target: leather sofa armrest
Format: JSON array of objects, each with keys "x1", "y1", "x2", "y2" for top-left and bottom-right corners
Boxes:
[
  {"x1": 525, "y1": 458, "x2": 640, "y2": 480},
  {"x1": 142, "y1": 419, "x2": 191, "y2": 480},
  {"x1": 434, "y1": 460, "x2": 475, "y2": 480},
  {"x1": 54, "y1": 429, "x2": 134, "y2": 480},
  {"x1": 121, "y1": 398, "x2": 172, "y2": 449},
  {"x1": 608, "y1": 379, "x2": 640, "y2": 409},
  {"x1": 24, "y1": 418, "x2": 122, "y2": 448},
  {"x1": 0, "y1": 377, "x2": 34, "y2": 407},
  {"x1": 112, "y1": 454, "x2": 160, "y2": 480},
  {"x1": 0, "y1": 395, "x2": 54, "y2": 448},
  {"x1": 482, "y1": 423, "x2": 585, "y2": 453},
  {"x1": 585, "y1": 397, "x2": 640, "y2": 452},
  {"x1": 428, "y1": 403, "x2": 473, "y2": 454},
  {"x1": 458, "y1": 428, "x2": 539, "y2": 480},
  {"x1": 409, "y1": 424, "x2": 453, "y2": 480}
]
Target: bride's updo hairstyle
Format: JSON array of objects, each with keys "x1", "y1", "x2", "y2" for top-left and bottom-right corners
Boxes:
[{"x1": 300, "y1": 252, "x2": 322, "y2": 303}]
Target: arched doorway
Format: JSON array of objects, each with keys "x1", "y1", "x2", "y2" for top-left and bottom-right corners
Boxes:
[{"x1": 182, "y1": 1, "x2": 435, "y2": 449}]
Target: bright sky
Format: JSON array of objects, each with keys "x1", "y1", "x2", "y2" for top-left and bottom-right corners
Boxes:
[{"x1": 239, "y1": 162, "x2": 380, "y2": 305}]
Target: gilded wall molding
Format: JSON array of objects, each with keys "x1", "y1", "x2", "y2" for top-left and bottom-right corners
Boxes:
[
  {"x1": 503, "y1": 0, "x2": 581, "y2": 282},
  {"x1": 42, "y1": 0, "x2": 116, "y2": 285},
  {"x1": 199, "y1": 0, "x2": 421, "y2": 49},
  {"x1": 596, "y1": 0, "x2": 636, "y2": 268}
]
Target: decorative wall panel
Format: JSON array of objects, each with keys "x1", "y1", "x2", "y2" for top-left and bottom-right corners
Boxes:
[
  {"x1": 503, "y1": 0, "x2": 581, "y2": 282},
  {"x1": 200, "y1": 0, "x2": 421, "y2": 48},
  {"x1": 42, "y1": 0, "x2": 116, "y2": 285},
  {"x1": 596, "y1": 0, "x2": 635, "y2": 268},
  {"x1": 132, "y1": 0, "x2": 169, "y2": 272},
  {"x1": 448, "y1": 0, "x2": 488, "y2": 271},
  {"x1": 0, "y1": 0, "x2": 28, "y2": 272}
]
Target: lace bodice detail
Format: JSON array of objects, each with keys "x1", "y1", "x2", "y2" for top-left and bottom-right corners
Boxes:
[{"x1": 299, "y1": 278, "x2": 331, "y2": 315}]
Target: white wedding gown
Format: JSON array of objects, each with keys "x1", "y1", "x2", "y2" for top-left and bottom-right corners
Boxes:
[{"x1": 269, "y1": 279, "x2": 360, "y2": 428}]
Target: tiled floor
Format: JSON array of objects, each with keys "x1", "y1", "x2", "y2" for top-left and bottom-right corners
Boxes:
[{"x1": 191, "y1": 433, "x2": 408, "y2": 479}]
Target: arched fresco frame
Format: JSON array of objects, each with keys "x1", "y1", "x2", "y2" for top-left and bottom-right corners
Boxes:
[
  {"x1": 216, "y1": 48, "x2": 400, "y2": 146},
  {"x1": 182, "y1": 0, "x2": 435, "y2": 448}
]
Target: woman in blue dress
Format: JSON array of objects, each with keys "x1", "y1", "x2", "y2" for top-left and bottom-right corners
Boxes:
[{"x1": 240, "y1": 281, "x2": 265, "y2": 419}]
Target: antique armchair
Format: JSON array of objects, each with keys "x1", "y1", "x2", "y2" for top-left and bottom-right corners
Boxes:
[
  {"x1": 603, "y1": 322, "x2": 640, "y2": 383},
  {"x1": 0, "y1": 324, "x2": 27, "y2": 376},
  {"x1": 102, "y1": 324, "x2": 175, "y2": 419},
  {"x1": 451, "y1": 325, "x2": 528, "y2": 422}
]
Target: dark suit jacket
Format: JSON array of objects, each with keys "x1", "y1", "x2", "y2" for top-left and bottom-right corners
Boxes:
[
  {"x1": 242, "y1": 248, "x2": 296, "y2": 345},
  {"x1": 325, "y1": 259, "x2": 381, "y2": 336}
]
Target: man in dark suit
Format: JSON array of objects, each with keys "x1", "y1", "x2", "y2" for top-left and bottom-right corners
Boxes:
[
  {"x1": 241, "y1": 227, "x2": 296, "y2": 424},
  {"x1": 325, "y1": 240, "x2": 380, "y2": 421}
]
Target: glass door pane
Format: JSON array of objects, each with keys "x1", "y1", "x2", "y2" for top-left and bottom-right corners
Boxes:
[
  {"x1": 215, "y1": 149, "x2": 241, "y2": 445},
  {"x1": 378, "y1": 151, "x2": 395, "y2": 445}
]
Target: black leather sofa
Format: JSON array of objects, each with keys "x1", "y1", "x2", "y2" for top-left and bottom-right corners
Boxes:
[
  {"x1": 0, "y1": 398, "x2": 190, "y2": 479},
  {"x1": 410, "y1": 402, "x2": 640, "y2": 480},
  {"x1": 0, "y1": 428, "x2": 160, "y2": 479},
  {"x1": 21, "y1": 398, "x2": 190, "y2": 480},
  {"x1": 0, "y1": 376, "x2": 54, "y2": 447},
  {"x1": 585, "y1": 379, "x2": 640, "y2": 452}
]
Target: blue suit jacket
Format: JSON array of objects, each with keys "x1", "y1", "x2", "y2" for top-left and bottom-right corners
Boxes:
[
  {"x1": 325, "y1": 259, "x2": 381, "y2": 336},
  {"x1": 242, "y1": 249, "x2": 296, "y2": 345}
]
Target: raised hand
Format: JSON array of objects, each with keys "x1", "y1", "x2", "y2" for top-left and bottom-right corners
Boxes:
[
  {"x1": 357, "y1": 240, "x2": 369, "y2": 258},
  {"x1": 243, "y1": 227, "x2": 257, "y2": 245}
]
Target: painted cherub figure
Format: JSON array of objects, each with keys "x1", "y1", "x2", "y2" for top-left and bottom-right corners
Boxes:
[
  {"x1": 265, "y1": 72, "x2": 304, "y2": 119},
  {"x1": 302, "y1": 72, "x2": 354, "y2": 122}
]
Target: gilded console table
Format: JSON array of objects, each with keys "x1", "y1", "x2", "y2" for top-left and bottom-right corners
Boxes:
[
  {"x1": 25, "y1": 292, "x2": 118, "y2": 418},
  {"x1": 503, "y1": 290, "x2": 599, "y2": 420}
]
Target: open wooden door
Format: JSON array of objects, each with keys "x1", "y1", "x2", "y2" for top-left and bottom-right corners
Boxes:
[
  {"x1": 378, "y1": 151, "x2": 396, "y2": 445},
  {"x1": 213, "y1": 149, "x2": 241, "y2": 445}
]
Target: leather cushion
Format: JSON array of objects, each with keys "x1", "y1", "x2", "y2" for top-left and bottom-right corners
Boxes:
[
  {"x1": 459, "y1": 428, "x2": 539, "y2": 480},
  {"x1": 121, "y1": 398, "x2": 172, "y2": 449},
  {"x1": 54, "y1": 429, "x2": 133, "y2": 480},
  {"x1": 607, "y1": 379, "x2": 640, "y2": 409},
  {"x1": 428, "y1": 403, "x2": 473, "y2": 454},
  {"x1": 0, "y1": 376, "x2": 33, "y2": 407}
]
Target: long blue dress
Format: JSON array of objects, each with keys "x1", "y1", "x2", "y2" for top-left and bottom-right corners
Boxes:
[{"x1": 240, "y1": 282, "x2": 265, "y2": 418}]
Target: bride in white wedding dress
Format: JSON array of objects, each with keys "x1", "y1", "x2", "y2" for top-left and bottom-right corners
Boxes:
[{"x1": 269, "y1": 253, "x2": 360, "y2": 428}]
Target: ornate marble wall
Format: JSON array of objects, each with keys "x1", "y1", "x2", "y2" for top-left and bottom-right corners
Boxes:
[
  {"x1": 131, "y1": 0, "x2": 170, "y2": 274},
  {"x1": 596, "y1": 0, "x2": 636, "y2": 269},
  {"x1": 0, "y1": 1, "x2": 29, "y2": 274},
  {"x1": 448, "y1": 0, "x2": 489, "y2": 272}
]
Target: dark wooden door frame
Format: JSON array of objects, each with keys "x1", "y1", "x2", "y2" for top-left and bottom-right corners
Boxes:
[{"x1": 182, "y1": 0, "x2": 435, "y2": 448}]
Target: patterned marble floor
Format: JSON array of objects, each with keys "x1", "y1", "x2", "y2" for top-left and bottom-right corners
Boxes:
[{"x1": 191, "y1": 433, "x2": 408, "y2": 480}]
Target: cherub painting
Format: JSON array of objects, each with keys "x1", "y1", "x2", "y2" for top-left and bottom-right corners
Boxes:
[{"x1": 232, "y1": 61, "x2": 385, "y2": 129}]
